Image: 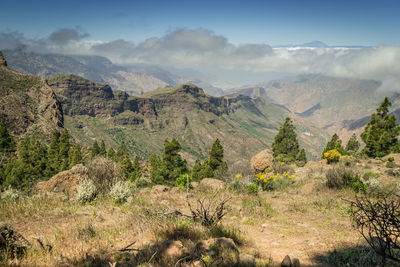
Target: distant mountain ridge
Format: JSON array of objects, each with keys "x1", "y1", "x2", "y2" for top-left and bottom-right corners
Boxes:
[{"x1": 2, "y1": 49, "x2": 224, "y2": 96}]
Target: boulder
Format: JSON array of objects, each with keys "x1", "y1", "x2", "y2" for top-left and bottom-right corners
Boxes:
[
  {"x1": 36, "y1": 164, "x2": 88, "y2": 198},
  {"x1": 0, "y1": 222, "x2": 31, "y2": 257},
  {"x1": 281, "y1": 255, "x2": 292, "y2": 267},
  {"x1": 160, "y1": 240, "x2": 185, "y2": 259},
  {"x1": 190, "y1": 181, "x2": 199, "y2": 189},
  {"x1": 250, "y1": 150, "x2": 273, "y2": 173},
  {"x1": 199, "y1": 178, "x2": 225, "y2": 191},
  {"x1": 292, "y1": 257, "x2": 301, "y2": 267},
  {"x1": 239, "y1": 253, "x2": 256, "y2": 266}
]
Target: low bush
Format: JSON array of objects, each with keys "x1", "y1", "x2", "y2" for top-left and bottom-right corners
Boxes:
[
  {"x1": 175, "y1": 174, "x2": 191, "y2": 190},
  {"x1": 245, "y1": 183, "x2": 258, "y2": 194},
  {"x1": 87, "y1": 157, "x2": 120, "y2": 194},
  {"x1": 324, "y1": 149, "x2": 341, "y2": 164},
  {"x1": 255, "y1": 162, "x2": 295, "y2": 191},
  {"x1": 108, "y1": 181, "x2": 133, "y2": 204},
  {"x1": 75, "y1": 179, "x2": 97, "y2": 204},
  {"x1": 0, "y1": 186, "x2": 19, "y2": 201},
  {"x1": 326, "y1": 167, "x2": 367, "y2": 192}
]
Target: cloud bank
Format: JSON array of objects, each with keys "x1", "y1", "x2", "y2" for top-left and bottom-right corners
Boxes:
[{"x1": 0, "y1": 27, "x2": 399, "y2": 90}]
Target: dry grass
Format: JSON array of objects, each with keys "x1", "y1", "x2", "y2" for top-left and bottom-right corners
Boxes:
[{"x1": 1, "y1": 157, "x2": 400, "y2": 266}]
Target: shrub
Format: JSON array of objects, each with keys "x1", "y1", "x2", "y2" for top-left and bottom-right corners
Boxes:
[
  {"x1": 0, "y1": 186, "x2": 19, "y2": 201},
  {"x1": 388, "y1": 157, "x2": 395, "y2": 163},
  {"x1": 87, "y1": 157, "x2": 120, "y2": 194},
  {"x1": 349, "y1": 193, "x2": 400, "y2": 265},
  {"x1": 75, "y1": 179, "x2": 97, "y2": 204},
  {"x1": 255, "y1": 162, "x2": 295, "y2": 191},
  {"x1": 245, "y1": 183, "x2": 258, "y2": 194},
  {"x1": 324, "y1": 149, "x2": 341, "y2": 164},
  {"x1": 108, "y1": 181, "x2": 133, "y2": 204},
  {"x1": 135, "y1": 177, "x2": 150, "y2": 188},
  {"x1": 326, "y1": 167, "x2": 367, "y2": 192},
  {"x1": 175, "y1": 174, "x2": 191, "y2": 190},
  {"x1": 386, "y1": 161, "x2": 397, "y2": 168}
]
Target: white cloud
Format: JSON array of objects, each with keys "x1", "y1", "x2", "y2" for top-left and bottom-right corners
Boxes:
[{"x1": 1, "y1": 27, "x2": 400, "y2": 90}]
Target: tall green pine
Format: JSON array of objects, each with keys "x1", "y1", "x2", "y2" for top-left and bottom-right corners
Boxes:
[
  {"x1": 322, "y1": 133, "x2": 344, "y2": 158},
  {"x1": 272, "y1": 117, "x2": 300, "y2": 161},
  {"x1": 345, "y1": 134, "x2": 360, "y2": 155},
  {"x1": 361, "y1": 97, "x2": 400, "y2": 157}
]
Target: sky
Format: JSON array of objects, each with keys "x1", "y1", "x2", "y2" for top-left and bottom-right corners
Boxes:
[{"x1": 1, "y1": 0, "x2": 400, "y2": 88}]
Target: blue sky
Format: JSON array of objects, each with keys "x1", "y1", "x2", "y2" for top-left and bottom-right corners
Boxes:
[{"x1": 1, "y1": 0, "x2": 400, "y2": 46}]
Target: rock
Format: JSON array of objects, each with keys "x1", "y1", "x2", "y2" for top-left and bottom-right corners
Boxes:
[
  {"x1": 0, "y1": 222, "x2": 31, "y2": 257},
  {"x1": 292, "y1": 257, "x2": 300, "y2": 267},
  {"x1": 195, "y1": 237, "x2": 238, "y2": 257},
  {"x1": 239, "y1": 253, "x2": 256, "y2": 266},
  {"x1": 151, "y1": 185, "x2": 169, "y2": 194},
  {"x1": 190, "y1": 181, "x2": 199, "y2": 189},
  {"x1": 160, "y1": 240, "x2": 185, "y2": 259},
  {"x1": 36, "y1": 164, "x2": 88, "y2": 198},
  {"x1": 250, "y1": 150, "x2": 273, "y2": 173},
  {"x1": 199, "y1": 178, "x2": 225, "y2": 191},
  {"x1": 281, "y1": 255, "x2": 292, "y2": 267}
]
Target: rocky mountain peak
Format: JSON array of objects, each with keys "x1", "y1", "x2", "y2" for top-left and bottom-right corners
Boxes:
[{"x1": 0, "y1": 51, "x2": 7, "y2": 67}]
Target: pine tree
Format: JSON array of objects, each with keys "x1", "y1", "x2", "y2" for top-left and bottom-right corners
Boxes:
[
  {"x1": 116, "y1": 141, "x2": 129, "y2": 161},
  {"x1": 272, "y1": 117, "x2": 300, "y2": 162},
  {"x1": 345, "y1": 134, "x2": 360, "y2": 155},
  {"x1": 322, "y1": 133, "x2": 344, "y2": 158},
  {"x1": 208, "y1": 139, "x2": 224, "y2": 170},
  {"x1": 296, "y1": 148, "x2": 307, "y2": 166},
  {"x1": 58, "y1": 129, "x2": 70, "y2": 171},
  {"x1": 162, "y1": 139, "x2": 188, "y2": 181},
  {"x1": 0, "y1": 120, "x2": 15, "y2": 153},
  {"x1": 69, "y1": 143, "x2": 82, "y2": 167},
  {"x1": 191, "y1": 159, "x2": 204, "y2": 181},
  {"x1": 99, "y1": 140, "x2": 107, "y2": 156},
  {"x1": 91, "y1": 140, "x2": 100, "y2": 158},
  {"x1": 120, "y1": 156, "x2": 135, "y2": 180},
  {"x1": 107, "y1": 147, "x2": 116, "y2": 160},
  {"x1": 361, "y1": 97, "x2": 400, "y2": 157},
  {"x1": 149, "y1": 152, "x2": 164, "y2": 184}
]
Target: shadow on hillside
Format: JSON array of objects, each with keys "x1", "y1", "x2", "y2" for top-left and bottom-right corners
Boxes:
[{"x1": 312, "y1": 244, "x2": 389, "y2": 267}]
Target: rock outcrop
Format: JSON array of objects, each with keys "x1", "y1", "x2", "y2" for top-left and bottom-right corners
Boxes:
[
  {"x1": 0, "y1": 52, "x2": 63, "y2": 136},
  {"x1": 250, "y1": 150, "x2": 274, "y2": 173},
  {"x1": 36, "y1": 164, "x2": 88, "y2": 198},
  {"x1": 199, "y1": 178, "x2": 226, "y2": 191}
]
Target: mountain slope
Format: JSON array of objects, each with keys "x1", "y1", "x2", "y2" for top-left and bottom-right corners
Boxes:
[
  {"x1": 0, "y1": 51, "x2": 63, "y2": 136},
  {"x1": 47, "y1": 75, "x2": 326, "y2": 166},
  {"x1": 231, "y1": 74, "x2": 393, "y2": 140}
]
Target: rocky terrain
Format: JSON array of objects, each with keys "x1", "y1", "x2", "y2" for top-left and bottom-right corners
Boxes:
[{"x1": 0, "y1": 52, "x2": 63, "y2": 136}]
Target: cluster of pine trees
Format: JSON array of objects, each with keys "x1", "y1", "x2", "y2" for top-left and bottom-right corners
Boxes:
[
  {"x1": 150, "y1": 138, "x2": 227, "y2": 186},
  {"x1": 0, "y1": 128, "x2": 82, "y2": 191},
  {"x1": 322, "y1": 97, "x2": 400, "y2": 159}
]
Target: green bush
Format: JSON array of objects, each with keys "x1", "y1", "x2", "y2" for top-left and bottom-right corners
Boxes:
[
  {"x1": 326, "y1": 167, "x2": 367, "y2": 192},
  {"x1": 175, "y1": 174, "x2": 191, "y2": 189},
  {"x1": 245, "y1": 183, "x2": 258, "y2": 194}
]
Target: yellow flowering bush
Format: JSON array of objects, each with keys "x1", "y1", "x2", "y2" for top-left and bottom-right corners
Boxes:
[
  {"x1": 235, "y1": 173, "x2": 243, "y2": 180},
  {"x1": 256, "y1": 162, "x2": 295, "y2": 191},
  {"x1": 324, "y1": 149, "x2": 341, "y2": 164}
]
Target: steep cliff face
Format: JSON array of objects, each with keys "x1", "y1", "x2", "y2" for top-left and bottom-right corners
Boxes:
[
  {"x1": 48, "y1": 76, "x2": 257, "y2": 119},
  {"x1": 0, "y1": 52, "x2": 64, "y2": 136}
]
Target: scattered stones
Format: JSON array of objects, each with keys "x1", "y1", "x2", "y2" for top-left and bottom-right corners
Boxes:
[
  {"x1": 250, "y1": 150, "x2": 273, "y2": 173},
  {"x1": 199, "y1": 178, "x2": 225, "y2": 191},
  {"x1": 0, "y1": 222, "x2": 31, "y2": 257}
]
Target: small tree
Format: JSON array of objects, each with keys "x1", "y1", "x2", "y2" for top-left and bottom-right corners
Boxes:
[
  {"x1": 272, "y1": 117, "x2": 300, "y2": 162},
  {"x1": 0, "y1": 120, "x2": 15, "y2": 153},
  {"x1": 91, "y1": 140, "x2": 100, "y2": 158},
  {"x1": 345, "y1": 133, "x2": 360, "y2": 155},
  {"x1": 116, "y1": 141, "x2": 129, "y2": 161},
  {"x1": 162, "y1": 138, "x2": 188, "y2": 181},
  {"x1": 296, "y1": 148, "x2": 307, "y2": 166},
  {"x1": 361, "y1": 97, "x2": 400, "y2": 158},
  {"x1": 99, "y1": 140, "x2": 107, "y2": 156},
  {"x1": 322, "y1": 133, "x2": 344, "y2": 158},
  {"x1": 69, "y1": 143, "x2": 83, "y2": 167}
]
